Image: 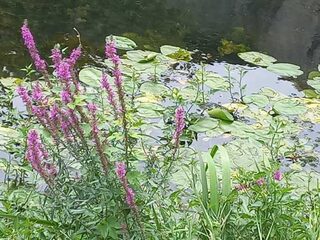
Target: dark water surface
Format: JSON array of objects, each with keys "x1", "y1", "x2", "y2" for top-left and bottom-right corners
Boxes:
[{"x1": 1, "y1": 0, "x2": 320, "y2": 84}]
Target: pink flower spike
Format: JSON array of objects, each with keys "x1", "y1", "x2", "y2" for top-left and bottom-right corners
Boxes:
[
  {"x1": 256, "y1": 178, "x2": 265, "y2": 186},
  {"x1": 31, "y1": 82, "x2": 43, "y2": 102},
  {"x1": 125, "y1": 187, "x2": 136, "y2": 209},
  {"x1": 61, "y1": 90, "x2": 72, "y2": 104},
  {"x1": 273, "y1": 170, "x2": 283, "y2": 181},
  {"x1": 21, "y1": 20, "x2": 47, "y2": 72},
  {"x1": 51, "y1": 47, "x2": 62, "y2": 68},
  {"x1": 116, "y1": 162, "x2": 126, "y2": 181},
  {"x1": 87, "y1": 103, "x2": 97, "y2": 114},
  {"x1": 17, "y1": 86, "x2": 31, "y2": 105},
  {"x1": 173, "y1": 106, "x2": 185, "y2": 145},
  {"x1": 68, "y1": 46, "x2": 82, "y2": 66}
]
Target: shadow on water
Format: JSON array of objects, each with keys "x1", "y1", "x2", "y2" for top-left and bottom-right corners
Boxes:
[{"x1": 1, "y1": 0, "x2": 320, "y2": 87}]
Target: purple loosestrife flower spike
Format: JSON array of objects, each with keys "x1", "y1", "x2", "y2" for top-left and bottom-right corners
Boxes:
[
  {"x1": 173, "y1": 106, "x2": 185, "y2": 145},
  {"x1": 61, "y1": 89, "x2": 72, "y2": 104},
  {"x1": 26, "y1": 129, "x2": 56, "y2": 184},
  {"x1": 51, "y1": 47, "x2": 62, "y2": 69},
  {"x1": 256, "y1": 178, "x2": 265, "y2": 186},
  {"x1": 17, "y1": 86, "x2": 31, "y2": 106},
  {"x1": 31, "y1": 82, "x2": 43, "y2": 102},
  {"x1": 115, "y1": 162, "x2": 137, "y2": 210},
  {"x1": 273, "y1": 170, "x2": 283, "y2": 181},
  {"x1": 101, "y1": 73, "x2": 118, "y2": 115},
  {"x1": 125, "y1": 187, "x2": 136, "y2": 209},
  {"x1": 68, "y1": 46, "x2": 82, "y2": 66},
  {"x1": 21, "y1": 20, "x2": 47, "y2": 72},
  {"x1": 56, "y1": 60, "x2": 72, "y2": 81},
  {"x1": 116, "y1": 162, "x2": 126, "y2": 181}
]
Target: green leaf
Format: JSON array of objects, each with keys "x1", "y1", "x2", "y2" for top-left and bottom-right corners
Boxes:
[
  {"x1": 160, "y1": 45, "x2": 192, "y2": 61},
  {"x1": 308, "y1": 71, "x2": 320, "y2": 80},
  {"x1": 243, "y1": 94, "x2": 270, "y2": 108},
  {"x1": 199, "y1": 154, "x2": 208, "y2": 205},
  {"x1": 105, "y1": 35, "x2": 137, "y2": 50},
  {"x1": 219, "y1": 145, "x2": 231, "y2": 197},
  {"x1": 208, "y1": 108, "x2": 234, "y2": 122},
  {"x1": 0, "y1": 77, "x2": 22, "y2": 88},
  {"x1": 140, "y1": 82, "x2": 169, "y2": 96},
  {"x1": 204, "y1": 149, "x2": 219, "y2": 214},
  {"x1": 202, "y1": 72, "x2": 229, "y2": 90},
  {"x1": 273, "y1": 98, "x2": 307, "y2": 115},
  {"x1": 79, "y1": 68, "x2": 103, "y2": 87},
  {"x1": 126, "y1": 50, "x2": 158, "y2": 63},
  {"x1": 267, "y1": 63, "x2": 303, "y2": 78},
  {"x1": 189, "y1": 118, "x2": 219, "y2": 133},
  {"x1": 238, "y1": 51, "x2": 277, "y2": 67},
  {"x1": 307, "y1": 78, "x2": 320, "y2": 92}
]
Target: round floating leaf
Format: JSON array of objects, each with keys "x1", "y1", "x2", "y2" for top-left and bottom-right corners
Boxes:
[
  {"x1": 303, "y1": 89, "x2": 319, "y2": 99},
  {"x1": 126, "y1": 50, "x2": 158, "y2": 63},
  {"x1": 238, "y1": 51, "x2": 277, "y2": 67},
  {"x1": 140, "y1": 82, "x2": 169, "y2": 96},
  {"x1": 179, "y1": 87, "x2": 198, "y2": 100},
  {"x1": 308, "y1": 71, "x2": 320, "y2": 80},
  {"x1": 0, "y1": 77, "x2": 22, "y2": 88},
  {"x1": 160, "y1": 45, "x2": 191, "y2": 61},
  {"x1": 267, "y1": 63, "x2": 303, "y2": 78},
  {"x1": 202, "y1": 72, "x2": 229, "y2": 90},
  {"x1": 243, "y1": 94, "x2": 270, "y2": 108},
  {"x1": 273, "y1": 98, "x2": 307, "y2": 115},
  {"x1": 105, "y1": 35, "x2": 137, "y2": 50},
  {"x1": 208, "y1": 108, "x2": 234, "y2": 122},
  {"x1": 307, "y1": 79, "x2": 320, "y2": 92},
  {"x1": 79, "y1": 68, "x2": 103, "y2": 87},
  {"x1": 189, "y1": 118, "x2": 219, "y2": 133},
  {"x1": 160, "y1": 45, "x2": 180, "y2": 55}
]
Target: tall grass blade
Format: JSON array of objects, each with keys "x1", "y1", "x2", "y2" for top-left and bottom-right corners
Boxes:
[
  {"x1": 199, "y1": 154, "x2": 208, "y2": 206},
  {"x1": 219, "y1": 145, "x2": 231, "y2": 197}
]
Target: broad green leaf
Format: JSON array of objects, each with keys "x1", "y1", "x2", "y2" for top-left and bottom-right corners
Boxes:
[
  {"x1": 307, "y1": 78, "x2": 320, "y2": 92},
  {"x1": 267, "y1": 63, "x2": 303, "y2": 78},
  {"x1": 243, "y1": 94, "x2": 270, "y2": 108},
  {"x1": 308, "y1": 71, "x2": 320, "y2": 80},
  {"x1": 140, "y1": 82, "x2": 169, "y2": 96},
  {"x1": 105, "y1": 35, "x2": 137, "y2": 50},
  {"x1": 202, "y1": 72, "x2": 229, "y2": 90},
  {"x1": 79, "y1": 68, "x2": 103, "y2": 87},
  {"x1": 160, "y1": 45, "x2": 192, "y2": 61},
  {"x1": 208, "y1": 108, "x2": 234, "y2": 122},
  {"x1": 273, "y1": 98, "x2": 307, "y2": 115},
  {"x1": 238, "y1": 51, "x2": 277, "y2": 67},
  {"x1": 219, "y1": 146, "x2": 231, "y2": 197},
  {"x1": 0, "y1": 77, "x2": 22, "y2": 88},
  {"x1": 126, "y1": 50, "x2": 158, "y2": 63},
  {"x1": 189, "y1": 118, "x2": 219, "y2": 132},
  {"x1": 179, "y1": 87, "x2": 198, "y2": 100}
]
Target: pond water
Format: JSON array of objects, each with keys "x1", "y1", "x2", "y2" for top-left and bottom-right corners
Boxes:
[
  {"x1": 1, "y1": 1, "x2": 320, "y2": 178},
  {"x1": 1, "y1": 0, "x2": 320, "y2": 89}
]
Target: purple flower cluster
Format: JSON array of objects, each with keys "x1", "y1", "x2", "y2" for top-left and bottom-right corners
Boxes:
[
  {"x1": 115, "y1": 162, "x2": 137, "y2": 210},
  {"x1": 104, "y1": 41, "x2": 125, "y2": 115},
  {"x1": 21, "y1": 20, "x2": 47, "y2": 72},
  {"x1": 26, "y1": 129, "x2": 56, "y2": 183},
  {"x1": 273, "y1": 170, "x2": 283, "y2": 181},
  {"x1": 101, "y1": 73, "x2": 118, "y2": 116},
  {"x1": 173, "y1": 106, "x2": 185, "y2": 146}
]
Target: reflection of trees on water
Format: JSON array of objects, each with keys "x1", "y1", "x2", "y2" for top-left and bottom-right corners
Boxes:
[{"x1": 1, "y1": 0, "x2": 320, "y2": 77}]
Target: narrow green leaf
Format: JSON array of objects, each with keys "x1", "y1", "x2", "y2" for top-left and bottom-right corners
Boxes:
[
  {"x1": 219, "y1": 146, "x2": 231, "y2": 197},
  {"x1": 199, "y1": 154, "x2": 208, "y2": 206}
]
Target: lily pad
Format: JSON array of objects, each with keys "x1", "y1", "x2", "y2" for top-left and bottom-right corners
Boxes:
[
  {"x1": 273, "y1": 99, "x2": 307, "y2": 115},
  {"x1": 140, "y1": 82, "x2": 169, "y2": 96},
  {"x1": 105, "y1": 35, "x2": 137, "y2": 50},
  {"x1": 208, "y1": 108, "x2": 234, "y2": 122},
  {"x1": 243, "y1": 94, "x2": 270, "y2": 108},
  {"x1": 160, "y1": 45, "x2": 192, "y2": 61},
  {"x1": 79, "y1": 68, "x2": 103, "y2": 87},
  {"x1": 267, "y1": 63, "x2": 303, "y2": 78},
  {"x1": 307, "y1": 78, "x2": 320, "y2": 92},
  {"x1": 189, "y1": 118, "x2": 219, "y2": 133},
  {"x1": 202, "y1": 72, "x2": 229, "y2": 90},
  {"x1": 126, "y1": 50, "x2": 158, "y2": 63},
  {"x1": 238, "y1": 51, "x2": 277, "y2": 67}
]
